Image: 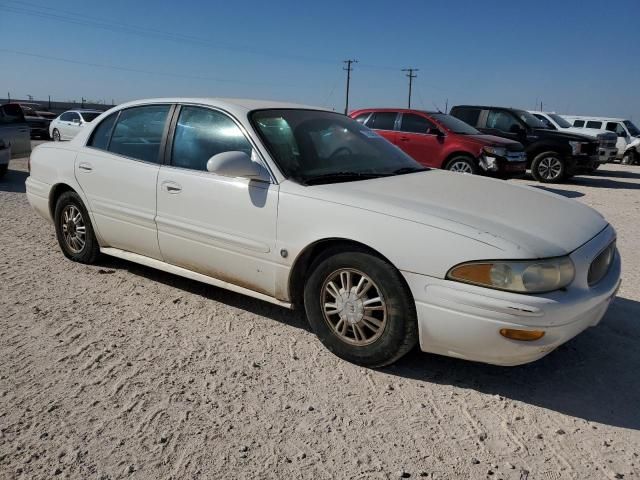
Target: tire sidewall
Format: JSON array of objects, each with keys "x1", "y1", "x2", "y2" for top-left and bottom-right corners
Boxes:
[
  {"x1": 304, "y1": 250, "x2": 417, "y2": 367},
  {"x1": 52, "y1": 129, "x2": 60, "y2": 141},
  {"x1": 54, "y1": 191, "x2": 99, "y2": 263},
  {"x1": 531, "y1": 151, "x2": 565, "y2": 183}
]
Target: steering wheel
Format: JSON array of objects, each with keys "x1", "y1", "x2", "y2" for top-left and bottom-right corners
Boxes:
[{"x1": 329, "y1": 146, "x2": 352, "y2": 160}]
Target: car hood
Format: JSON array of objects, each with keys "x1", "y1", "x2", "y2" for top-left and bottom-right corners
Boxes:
[
  {"x1": 303, "y1": 171, "x2": 607, "y2": 258},
  {"x1": 463, "y1": 134, "x2": 523, "y2": 150},
  {"x1": 532, "y1": 128, "x2": 595, "y2": 142}
]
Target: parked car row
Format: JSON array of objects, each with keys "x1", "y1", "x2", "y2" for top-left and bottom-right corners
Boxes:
[{"x1": 25, "y1": 98, "x2": 621, "y2": 368}]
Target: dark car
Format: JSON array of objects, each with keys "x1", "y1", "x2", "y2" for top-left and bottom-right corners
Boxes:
[
  {"x1": 12, "y1": 103, "x2": 55, "y2": 139},
  {"x1": 450, "y1": 105, "x2": 599, "y2": 183},
  {"x1": 350, "y1": 108, "x2": 526, "y2": 177},
  {"x1": 0, "y1": 103, "x2": 31, "y2": 178}
]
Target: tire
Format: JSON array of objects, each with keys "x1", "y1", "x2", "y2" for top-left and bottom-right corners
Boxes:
[
  {"x1": 445, "y1": 155, "x2": 478, "y2": 174},
  {"x1": 304, "y1": 249, "x2": 418, "y2": 368},
  {"x1": 531, "y1": 151, "x2": 566, "y2": 183},
  {"x1": 54, "y1": 191, "x2": 100, "y2": 264},
  {"x1": 0, "y1": 164, "x2": 7, "y2": 178},
  {"x1": 622, "y1": 151, "x2": 637, "y2": 165},
  {"x1": 52, "y1": 129, "x2": 61, "y2": 142}
]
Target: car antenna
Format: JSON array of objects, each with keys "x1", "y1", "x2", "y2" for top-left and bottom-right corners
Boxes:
[{"x1": 432, "y1": 101, "x2": 443, "y2": 113}]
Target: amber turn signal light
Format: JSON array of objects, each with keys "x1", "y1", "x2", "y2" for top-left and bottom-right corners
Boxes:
[{"x1": 499, "y1": 329, "x2": 545, "y2": 341}]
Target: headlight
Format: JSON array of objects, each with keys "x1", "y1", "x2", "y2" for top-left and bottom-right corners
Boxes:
[
  {"x1": 483, "y1": 145, "x2": 507, "y2": 157},
  {"x1": 447, "y1": 257, "x2": 575, "y2": 293},
  {"x1": 569, "y1": 141, "x2": 589, "y2": 155}
]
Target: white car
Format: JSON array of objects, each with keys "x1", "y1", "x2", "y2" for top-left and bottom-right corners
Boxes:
[
  {"x1": 49, "y1": 110, "x2": 103, "y2": 141},
  {"x1": 562, "y1": 115, "x2": 640, "y2": 163},
  {"x1": 26, "y1": 98, "x2": 621, "y2": 367}
]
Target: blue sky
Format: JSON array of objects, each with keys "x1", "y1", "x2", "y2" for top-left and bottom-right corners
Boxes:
[{"x1": 1, "y1": 0, "x2": 638, "y2": 120}]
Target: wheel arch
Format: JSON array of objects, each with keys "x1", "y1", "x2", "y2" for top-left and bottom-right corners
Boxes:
[
  {"x1": 49, "y1": 183, "x2": 77, "y2": 219},
  {"x1": 287, "y1": 237, "x2": 408, "y2": 308},
  {"x1": 442, "y1": 151, "x2": 478, "y2": 170}
]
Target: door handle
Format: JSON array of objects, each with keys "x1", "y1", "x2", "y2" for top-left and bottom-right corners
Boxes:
[
  {"x1": 399, "y1": 136, "x2": 410, "y2": 142},
  {"x1": 162, "y1": 181, "x2": 182, "y2": 193},
  {"x1": 78, "y1": 162, "x2": 93, "y2": 172}
]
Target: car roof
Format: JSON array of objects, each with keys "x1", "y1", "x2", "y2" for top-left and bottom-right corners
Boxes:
[
  {"x1": 114, "y1": 97, "x2": 332, "y2": 116},
  {"x1": 351, "y1": 108, "x2": 440, "y2": 114},
  {"x1": 561, "y1": 115, "x2": 625, "y2": 122},
  {"x1": 452, "y1": 105, "x2": 527, "y2": 111}
]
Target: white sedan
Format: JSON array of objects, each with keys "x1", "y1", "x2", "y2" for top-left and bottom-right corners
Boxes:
[
  {"x1": 26, "y1": 98, "x2": 621, "y2": 367},
  {"x1": 49, "y1": 110, "x2": 103, "y2": 141}
]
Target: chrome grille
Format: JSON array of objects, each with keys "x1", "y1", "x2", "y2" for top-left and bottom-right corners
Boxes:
[{"x1": 588, "y1": 241, "x2": 616, "y2": 286}]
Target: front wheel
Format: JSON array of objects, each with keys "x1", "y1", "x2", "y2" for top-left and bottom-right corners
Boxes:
[
  {"x1": 531, "y1": 151, "x2": 566, "y2": 183},
  {"x1": 304, "y1": 250, "x2": 418, "y2": 367},
  {"x1": 445, "y1": 156, "x2": 478, "y2": 174},
  {"x1": 54, "y1": 191, "x2": 100, "y2": 263},
  {"x1": 52, "y1": 129, "x2": 61, "y2": 142}
]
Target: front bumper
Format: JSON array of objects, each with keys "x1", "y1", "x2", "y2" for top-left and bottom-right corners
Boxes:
[
  {"x1": 480, "y1": 152, "x2": 527, "y2": 178},
  {"x1": 597, "y1": 147, "x2": 617, "y2": 164},
  {"x1": 403, "y1": 225, "x2": 621, "y2": 366}
]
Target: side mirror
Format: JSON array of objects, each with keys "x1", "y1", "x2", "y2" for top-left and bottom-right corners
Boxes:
[
  {"x1": 206, "y1": 150, "x2": 269, "y2": 180},
  {"x1": 428, "y1": 127, "x2": 444, "y2": 136},
  {"x1": 72, "y1": 118, "x2": 81, "y2": 125}
]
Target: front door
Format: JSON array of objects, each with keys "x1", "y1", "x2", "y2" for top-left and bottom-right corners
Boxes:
[
  {"x1": 74, "y1": 104, "x2": 172, "y2": 259},
  {"x1": 396, "y1": 113, "x2": 443, "y2": 167},
  {"x1": 156, "y1": 105, "x2": 279, "y2": 297}
]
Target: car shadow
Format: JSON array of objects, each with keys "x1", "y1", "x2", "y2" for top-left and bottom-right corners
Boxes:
[
  {"x1": 533, "y1": 185, "x2": 585, "y2": 198},
  {"x1": 0, "y1": 167, "x2": 28, "y2": 193},
  {"x1": 568, "y1": 176, "x2": 640, "y2": 190},
  {"x1": 595, "y1": 168, "x2": 640, "y2": 180},
  {"x1": 97, "y1": 254, "x2": 639, "y2": 430},
  {"x1": 96, "y1": 255, "x2": 311, "y2": 333},
  {"x1": 385, "y1": 295, "x2": 640, "y2": 430}
]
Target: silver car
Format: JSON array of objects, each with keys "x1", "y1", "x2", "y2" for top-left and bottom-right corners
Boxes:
[{"x1": 0, "y1": 103, "x2": 31, "y2": 178}]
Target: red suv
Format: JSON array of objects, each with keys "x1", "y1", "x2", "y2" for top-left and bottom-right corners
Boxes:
[{"x1": 349, "y1": 109, "x2": 527, "y2": 177}]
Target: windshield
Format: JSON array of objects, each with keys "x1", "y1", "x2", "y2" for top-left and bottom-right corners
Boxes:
[
  {"x1": 80, "y1": 112, "x2": 101, "y2": 122},
  {"x1": 514, "y1": 110, "x2": 547, "y2": 129},
  {"x1": 251, "y1": 109, "x2": 425, "y2": 185},
  {"x1": 624, "y1": 120, "x2": 640, "y2": 137},
  {"x1": 549, "y1": 113, "x2": 572, "y2": 128},
  {"x1": 429, "y1": 113, "x2": 480, "y2": 134}
]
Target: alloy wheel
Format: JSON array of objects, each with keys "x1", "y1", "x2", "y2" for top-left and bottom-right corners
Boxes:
[
  {"x1": 448, "y1": 161, "x2": 473, "y2": 174},
  {"x1": 53, "y1": 129, "x2": 60, "y2": 141},
  {"x1": 321, "y1": 268, "x2": 387, "y2": 346},
  {"x1": 538, "y1": 157, "x2": 563, "y2": 180},
  {"x1": 60, "y1": 204, "x2": 86, "y2": 253}
]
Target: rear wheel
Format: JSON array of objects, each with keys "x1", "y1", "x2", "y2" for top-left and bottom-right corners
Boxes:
[
  {"x1": 54, "y1": 191, "x2": 100, "y2": 263},
  {"x1": 531, "y1": 151, "x2": 566, "y2": 183},
  {"x1": 445, "y1": 156, "x2": 478, "y2": 174},
  {"x1": 52, "y1": 129, "x2": 61, "y2": 142},
  {"x1": 304, "y1": 249, "x2": 418, "y2": 367},
  {"x1": 622, "y1": 151, "x2": 637, "y2": 165}
]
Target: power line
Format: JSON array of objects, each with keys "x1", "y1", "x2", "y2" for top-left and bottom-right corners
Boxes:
[
  {"x1": 343, "y1": 59, "x2": 358, "y2": 115},
  {"x1": 401, "y1": 68, "x2": 419, "y2": 109}
]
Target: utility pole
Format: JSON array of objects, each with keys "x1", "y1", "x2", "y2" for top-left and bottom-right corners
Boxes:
[
  {"x1": 343, "y1": 59, "x2": 358, "y2": 115},
  {"x1": 48, "y1": 95, "x2": 51, "y2": 109},
  {"x1": 402, "y1": 68, "x2": 418, "y2": 109},
  {"x1": 81, "y1": 97, "x2": 86, "y2": 108}
]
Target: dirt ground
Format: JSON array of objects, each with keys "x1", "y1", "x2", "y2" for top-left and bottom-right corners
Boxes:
[{"x1": 1, "y1": 151, "x2": 639, "y2": 480}]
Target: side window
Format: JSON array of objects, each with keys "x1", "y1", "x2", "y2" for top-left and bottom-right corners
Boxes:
[
  {"x1": 60, "y1": 112, "x2": 73, "y2": 121},
  {"x1": 486, "y1": 110, "x2": 521, "y2": 133},
  {"x1": 534, "y1": 114, "x2": 554, "y2": 129},
  {"x1": 171, "y1": 106, "x2": 253, "y2": 171},
  {"x1": 367, "y1": 112, "x2": 397, "y2": 130},
  {"x1": 0, "y1": 104, "x2": 25, "y2": 125},
  {"x1": 399, "y1": 113, "x2": 435, "y2": 134},
  {"x1": 452, "y1": 108, "x2": 480, "y2": 127},
  {"x1": 606, "y1": 122, "x2": 626, "y2": 136},
  {"x1": 108, "y1": 105, "x2": 171, "y2": 163},
  {"x1": 586, "y1": 121, "x2": 602, "y2": 129},
  {"x1": 88, "y1": 112, "x2": 118, "y2": 150},
  {"x1": 573, "y1": 120, "x2": 585, "y2": 127},
  {"x1": 354, "y1": 113, "x2": 370, "y2": 125},
  {"x1": 69, "y1": 112, "x2": 80, "y2": 123}
]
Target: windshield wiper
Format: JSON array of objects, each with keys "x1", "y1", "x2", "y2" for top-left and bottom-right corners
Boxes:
[
  {"x1": 392, "y1": 166, "x2": 428, "y2": 175},
  {"x1": 303, "y1": 171, "x2": 386, "y2": 185}
]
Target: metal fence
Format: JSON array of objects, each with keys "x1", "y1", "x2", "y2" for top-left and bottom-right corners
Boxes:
[{"x1": 0, "y1": 98, "x2": 116, "y2": 115}]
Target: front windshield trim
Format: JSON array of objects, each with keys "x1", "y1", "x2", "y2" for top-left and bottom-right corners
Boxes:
[
  {"x1": 249, "y1": 108, "x2": 426, "y2": 186},
  {"x1": 514, "y1": 109, "x2": 547, "y2": 129}
]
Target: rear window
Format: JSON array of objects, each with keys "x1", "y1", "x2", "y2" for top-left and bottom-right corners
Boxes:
[
  {"x1": 451, "y1": 107, "x2": 480, "y2": 127},
  {"x1": 586, "y1": 121, "x2": 602, "y2": 129},
  {"x1": 367, "y1": 112, "x2": 397, "y2": 130}
]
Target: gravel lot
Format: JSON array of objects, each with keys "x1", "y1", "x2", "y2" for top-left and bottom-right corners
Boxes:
[{"x1": 1, "y1": 147, "x2": 639, "y2": 480}]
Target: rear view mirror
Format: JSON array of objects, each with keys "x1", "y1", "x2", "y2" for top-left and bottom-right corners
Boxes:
[{"x1": 206, "y1": 151, "x2": 269, "y2": 181}]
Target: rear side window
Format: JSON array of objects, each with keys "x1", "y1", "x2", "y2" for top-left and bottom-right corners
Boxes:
[
  {"x1": 0, "y1": 104, "x2": 25, "y2": 125},
  {"x1": 60, "y1": 112, "x2": 74, "y2": 121},
  {"x1": 452, "y1": 107, "x2": 480, "y2": 127},
  {"x1": 367, "y1": 112, "x2": 397, "y2": 130},
  {"x1": 399, "y1": 113, "x2": 435, "y2": 134},
  {"x1": 171, "y1": 106, "x2": 252, "y2": 171},
  {"x1": 586, "y1": 121, "x2": 602, "y2": 129},
  {"x1": 108, "y1": 105, "x2": 171, "y2": 163},
  {"x1": 573, "y1": 120, "x2": 585, "y2": 127},
  {"x1": 353, "y1": 113, "x2": 370, "y2": 124},
  {"x1": 88, "y1": 113, "x2": 118, "y2": 150}
]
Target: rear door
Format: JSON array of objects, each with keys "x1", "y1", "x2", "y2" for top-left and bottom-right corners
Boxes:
[
  {"x1": 364, "y1": 111, "x2": 399, "y2": 144},
  {"x1": 74, "y1": 104, "x2": 173, "y2": 259},
  {"x1": 0, "y1": 104, "x2": 31, "y2": 158},
  {"x1": 396, "y1": 112, "x2": 443, "y2": 167}
]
